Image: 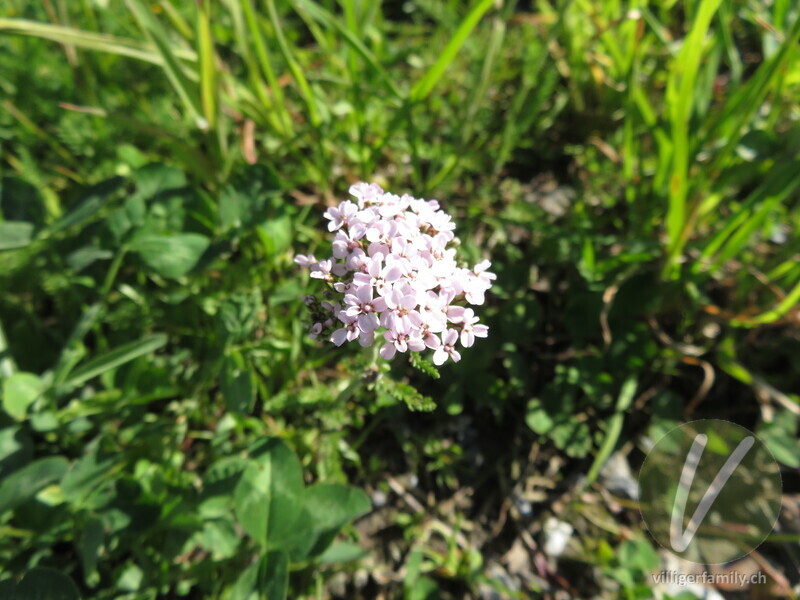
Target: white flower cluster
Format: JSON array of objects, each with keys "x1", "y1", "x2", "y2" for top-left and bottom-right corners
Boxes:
[{"x1": 295, "y1": 183, "x2": 495, "y2": 365}]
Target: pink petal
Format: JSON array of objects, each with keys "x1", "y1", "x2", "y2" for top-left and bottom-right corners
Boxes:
[
  {"x1": 358, "y1": 313, "x2": 379, "y2": 332},
  {"x1": 473, "y1": 325, "x2": 489, "y2": 338},
  {"x1": 358, "y1": 330, "x2": 374, "y2": 347},
  {"x1": 460, "y1": 330, "x2": 475, "y2": 348},
  {"x1": 433, "y1": 349, "x2": 447, "y2": 365},
  {"x1": 331, "y1": 329, "x2": 348, "y2": 347}
]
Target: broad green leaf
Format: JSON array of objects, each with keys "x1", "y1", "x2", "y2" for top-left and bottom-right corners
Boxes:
[
  {"x1": 221, "y1": 352, "x2": 255, "y2": 414},
  {"x1": 758, "y1": 412, "x2": 800, "y2": 468},
  {"x1": 298, "y1": 483, "x2": 371, "y2": 559},
  {"x1": 63, "y1": 333, "x2": 168, "y2": 388},
  {"x1": 317, "y1": 541, "x2": 368, "y2": 564},
  {"x1": 2, "y1": 372, "x2": 43, "y2": 420},
  {"x1": 132, "y1": 163, "x2": 187, "y2": 200},
  {"x1": 257, "y1": 217, "x2": 292, "y2": 255},
  {"x1": 262, "y1": 551, "x2": 289, "y2": 600},
  {"x1": 0, "y1": 426, "x2": 32, "y2": 479},
  {"x1": 61, "y1": 441, "x2": 118, "y2": 505},
  {"x1": 195, "y1": 518, "x2": 240, "y2": 560},
  {"x1": 0, "y1": 221, "x2": 34, "y2": 250},
  {"x1": 525, "y1": 398, "x2": 554, "y2": 434},
  {"x1": 78, "y1": 516, "x2": 104, "y2": 587},
  {"x1": 49, "y1": 177, "x2": 125, "y2": 234},
  {"x1": 131, "y1": 233, "x2": 210, "y2": 278},
  {"x1": 13, "y1": 567, "x2": 80, "y2": 600},
  {"x1": 230, "y1": 551, "x2": 288, "y2": 600},
  {"x1": 0, "y1": 456, "x2": 69, "y2": 514},
  {"x1": 233, "y1": 438, "x2": 304, "y2": 548},
  {"x1": 304, "y1": 483, "x2": 370, "y2": 532}
]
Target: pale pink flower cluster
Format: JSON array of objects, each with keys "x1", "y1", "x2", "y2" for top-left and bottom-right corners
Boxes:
[{"x1": 295, "y1": 183, "x2": 495, "y2": 365}]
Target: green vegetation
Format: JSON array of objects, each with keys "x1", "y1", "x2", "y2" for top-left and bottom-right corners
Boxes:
[{"x1": 1, "y1": 0, "x2": 798, "y2": 598}]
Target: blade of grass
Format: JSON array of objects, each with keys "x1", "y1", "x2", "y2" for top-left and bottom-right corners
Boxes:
[
  {"x1": 409, "y1": 0, "x2": 494, "y2": 103},
  {"x1": 584, "y1": 376, "x2": 638, "y2": 489},
  {"x1": 288, "y1": 0, "x2": 402, "y2": 100},
  {"x1": 2, "y1": 100, "x2": 77, "y2": 166},
  {"x1": 240, "y1": 0, "x2": 294, "y2": 137},
  {"x1": 731, "y1": 281, "x2": 800, "y2": 327},
  {"x1": 663, "y1": 0, "x2": 723, "y2": 273},
  {"x1": 159, "y1": 0, "x2": 194, "y2": 41},
  {"x1": 124, "y1": 0, "x2": 204, "y2": 126},
  {"x1": 705, "y1": 13, "x2": 800, "y2": 173},
  {"x1": 196, "y1": 0, "x2": 217, "y2": 130},
  {"x1": 62, "y1": 334, "x2": 168, "y2": 389},
  {"x1": 693, "y1": 160, "x2": 800, "y2": 272},
  {"x1": 264, "y1": 0, "x2": 321, "y2": 128},
  {"x1": 428, "y1": 10, "x2": 508, "y2": 190},
  {"x1": 0, "y1": 18, "x2": 192, "y2": 65}
]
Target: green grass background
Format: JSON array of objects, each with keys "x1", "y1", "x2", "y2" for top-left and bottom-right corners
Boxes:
[{"x1": 0, "y1": 0, "x2": 799, "y2": 598}]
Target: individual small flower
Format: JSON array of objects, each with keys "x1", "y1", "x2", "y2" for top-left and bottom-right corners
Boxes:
[
  {"x1": 455, "y1": 308, "x2": 489, "y2": 348},
  {"x1": 323, "y1": 200, "x2": 358, "y2": 232},
  {"x1": 295, "y1": 254, "x2": 317, "y2": 268},
  {"x1": 380, "y1": 330, "x2": 425, "y2": 360},
  {"x1": 433, "y1": 330, "x2": 461, "y2": 365},
  {"x1": 381, "y1": 288, "x2": 423, "y2": 334},
  {"x1": 309, "y1": 322, "x2": 323, "y2": 340},
  {"x1": 343, "y1": 285, "x2": 388, "y2": 332},
  {"x1": 352, "y1": 254, "x2": 402, "y2": 296},
  {"x1": 331, "y1": 314, "x2": 373, "y2": 347}
]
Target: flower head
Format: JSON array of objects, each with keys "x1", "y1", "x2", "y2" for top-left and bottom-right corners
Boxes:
[{"x1": 296, "y1": 183, "x2": 493, "y2": 365}]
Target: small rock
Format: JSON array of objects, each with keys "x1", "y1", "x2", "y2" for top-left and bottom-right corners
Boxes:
[{"x1": 542, "y1": 517, "x2": 573, "y2": 557}]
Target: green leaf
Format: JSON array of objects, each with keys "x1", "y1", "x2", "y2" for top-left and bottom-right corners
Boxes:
[
  {"x1": 2, "y1": 372, "x2": 43, "y2": 420},
  {"x1": 78, "y1": 516, "x2": 104, "y2": 587},
  {"x1": 0, "y1": 426, "x2": 32, "y2": 479},
  {"x1": 230, "y1": 551, "x2": 288, "y2": 600},
  {"x1": 221, "y1": 352, "x2": 256, "y2": 414},
  {"x1": 131, "y1": 233, "x2": 210, "y2": 278},
  {"x1": 299, "y1": 483, "x2": 371, "y2": 558},
  {"x1": 50, "y1": 177, "x2": 125, "y2": 234},
  {"x1": 317, "y1": 541, "x2": 368, "y2": 564},
  {"x1": 132, "y1": 163, "x2": 187, "y2": 200},
  {"x1": 0, "y1": 456, "x2": 69, "y2": 514},
  {"x1": 233, "y1": 438, "x2": 305, "y2": 548},
  {"x1": 525, "y1": 398, "x2": 554, "y2": 434},
  {"x1": 63, "y1": 333, "x2": 168, "y2": 388},
  {"x1": 0, "y1": 221, "x2": 34, "y2": 250},
  {"x1": 257, "y1": 217, "x2": 292, "y2": 255},
  {"x1": 12, "y1": 567, "x2": 81, "y2": 600},
  {"x1": 61, "y1": 441, "x2": 118, "y2": 506},
  {"x1": 758, "y1": 412, "x2": 800, "y2": 468},
  {"x1": 195, "y1": 518, "x2": 241, "y2": 560}
]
